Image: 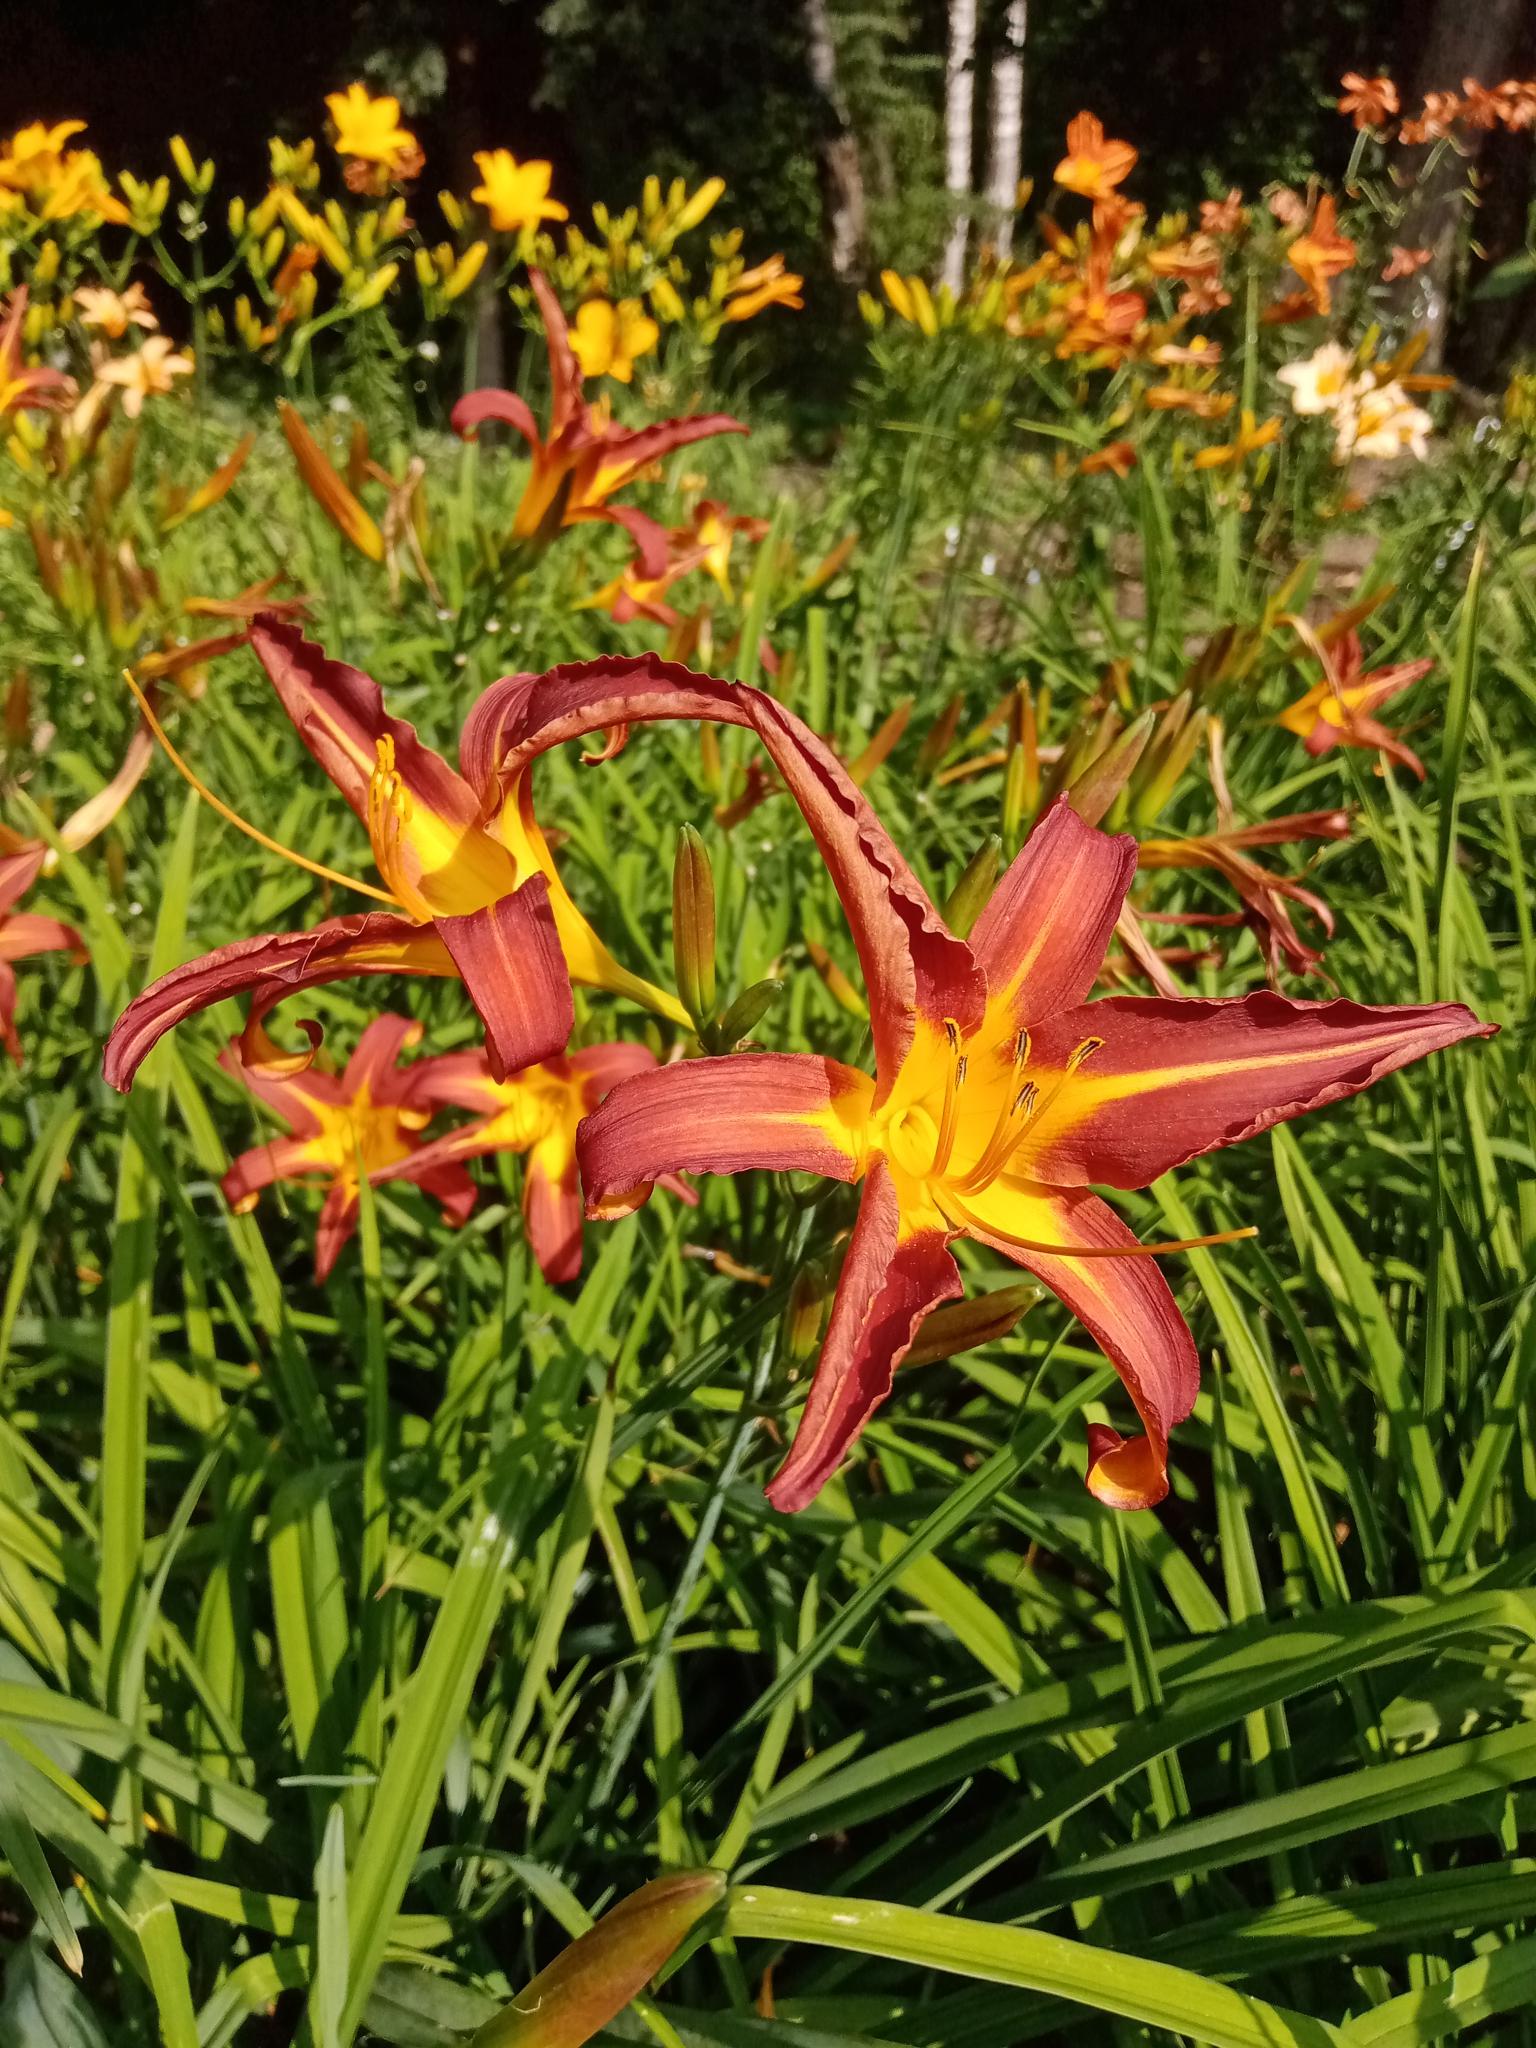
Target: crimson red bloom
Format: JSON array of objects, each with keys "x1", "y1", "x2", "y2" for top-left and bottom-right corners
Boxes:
[
  {"x1": 457, "y1": 661, "x2": 1492, "y2": 1514},
  {"x1": 401, "y1": 1041, "x2": 695, "y2": 1282},
  {"x1": 1278, "y1": 630, "x2": 1435, "y2": 778},
  {"x1": 103, "y1": 620, "x2": 690, "y2": 1093},
  {"x1": 452, "y1": 271, "x2": 746, "y2": 579},
  {"x1": 220, "y1": 1013, "x2": 478, "y2": 1281}
]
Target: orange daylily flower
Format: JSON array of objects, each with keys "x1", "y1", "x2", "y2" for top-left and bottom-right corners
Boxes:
[
  {"x1": 722, "y1": 255, "x2": 804, "y2": 322},
  {"x1": 585, "y1": 500, "x2": 767, "y2": 625},
  {"x1": 452, "y1": 271, "x2": 746, "y2": 579},
  {"x1": 1338, "y1": 74, "x2": 1400, "y2": 128},
  {"x1": 1400, "y1": 92, "x2": 1461, "y2": 145},
  {"x1": 471, "y1": 150, "x2": 568, "y2": 233},
  {"x1": 1287, "y1": 195, "x2": 1356, "y2": 316},
  {"x1": 1278, "y1": 628, "x2": 1434, "y2": 779},
  {"x1": 1199, "y1": 189, "x2": 1246, "y2": 235},
  {"x1": 1080, "y1": 440, "x2": 1137, "y2": 476},
  {"x1": 326, "y1": 82, "x2": 418, "y2": 163},
  {"x1": 1381, "y1": 245, "x2": 1433, "y2": 282},
  {"x1": 1192, "y1": 409, "x2": 1282, "y2": 469},
  {"x1": 1457, "y1": 79, "x2": 1504, "y2": 130},
  {"x1": 1496, "y1": 80, "x2": 1536, "y2": 130},
  {"x1": 220, "y1": 1015, "x2": 475, "y2": 1281},
  {"x1": 1054, "y1": 113, "x2": 1138, "y2": 200},
  {"x1": 510, "y1": 672, "x2": 1496, "y2": 1513},
  {"x1": 404, "y1": 1042, "x2": 695, "y2": 1282},
  {"x1": 0, "y1": 119, "x2": 129, "y2": 224}
]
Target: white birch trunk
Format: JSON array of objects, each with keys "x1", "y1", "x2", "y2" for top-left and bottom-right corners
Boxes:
[
  {"x1": 941, "y1": 0, "x2": 978, "y2": 292},
  {"x1": 984, "y1": 0, "x2": 1026, "y2": 256}
]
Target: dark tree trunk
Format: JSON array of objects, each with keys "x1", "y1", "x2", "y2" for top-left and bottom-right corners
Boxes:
[
  {"x1": 1388, "y1": 0, "x2": 1529, "y2": 366},
  {"x1": 803, "y1": 0, "x2": 869, "y2": 283}
]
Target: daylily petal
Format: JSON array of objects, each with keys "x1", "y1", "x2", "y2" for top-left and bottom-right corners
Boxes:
[
  {"x1": 102, "y1": 911, "x2": 455, "y2": 1093},
  {"x1": 0, "y1": 847, "x2": 46, "y2": 914},
  {"x1": 957, "y1": 1179, "x2": 1198, "y2": 1511},
  {"x1": 569, "y1": 1041, "x2": 659, "y2": 1094},
  {"x1": 222, "y1": 1134, "x2": 325, "y2": 1212},
  {"x1": 578, "y1": 1051, "x2": 873, "y2": 1219},
  {"x1": 433, "y1": 875, "x2": 575, "y2": 1080},
  {"x1": 566, "y1": 499, "x2": 671, "y2": 580},
  {"x1": 0, "y1": 912, "x2": 86, "y2": 964},
  {"x1": 448, "y1": 386, "x2": 542, "y2": 449},
  {"x1": 594, "y1": 410, "x2": 749, "y2": 486},
  {"x1": 970, "y1": 795, "x2": 1137, "y2": 1025},
  {"x1": 315, "y1": 1182, "x2": 360, "y2": 1282},
  {"x1": 0, "y1": 962, "x2": 21, "y2": 1063},
  {"x1": 380, "y1": 1149, "x2": 480, "y2": 1230},
  {"x1": 469, "y1": 655, "x2": 987, "y2": 1090},
  {"x1": 531, "y1": 268, "x2": 583, "y2": 439},
  {"x1": 766, "y1": 1156, "x2": 963, "y2": 1511},
  {"x1": 525, "y1": 1135, "x2": 583, "y2": 1283},
  {"x1": 341, "y1": 1012, "x2": 425, "y2": 1099},
  {"x1": 1020, "y1": 991, "x2": 1497, "y2": 1189},
  {"x1": 218, "y1": 1036, "x2": 344, "y2": 1132},
  {"x1": 250, "y1": 617, "x2": 519, "y2": 916}
]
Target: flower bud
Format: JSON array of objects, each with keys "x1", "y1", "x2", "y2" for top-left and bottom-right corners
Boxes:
[
  {"x1": 470, "y1": 1871, "x2": 725, "y2": 2048},
  {"x1": 1066, "y1": 709, "x2": 1155, "y2": 828},
  {"x1": 445, "y1": 241, "x2": 489, "y2": 300},
  {"x1": 351, "y1": 261, "x2": 399, "y2": 311},
  {"x1": 713, "y1": 977, "x2": 782, "y2": 1049},
  {"x1": 941, "y1": 834, "x2": 1001, "y2": 939},
  {"x1": 169, "y1": 135, "x2": 198, "y2": 188},
  {"x1": 784, "y1": 1259, "x2": 832, "y2": 1362},
  {"x1": 672, "y1": 824, "x2": 717, "y2": 1027},
  {"x1": 904, "y1": 1283, "x2": 1043, "y2": 1368}
]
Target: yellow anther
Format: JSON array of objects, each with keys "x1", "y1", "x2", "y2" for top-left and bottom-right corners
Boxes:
[{"x1": 1066, "y1": 1035, "x2": 1105, "y2": 1073}]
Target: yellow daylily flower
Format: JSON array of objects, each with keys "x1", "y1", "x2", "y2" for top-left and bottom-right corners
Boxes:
[
  {"x1": 324, "y1": 83, "x2": 418, "y2": 168},
  {"x1": 569, "y1": 297, "x2": 660, "y2": 384},
  {"x1": 471, "y1": 149, "x2": 568, "y2": 234}
]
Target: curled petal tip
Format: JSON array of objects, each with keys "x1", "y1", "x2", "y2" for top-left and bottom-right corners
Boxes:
[{"x1": 1085, "y1": 1422, "x2": 1170, "y2": 1510}]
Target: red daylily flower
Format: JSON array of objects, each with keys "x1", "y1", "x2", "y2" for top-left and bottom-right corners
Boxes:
[
  {"x1": 1278, "y1": 630, "x2": 1434, "y2": 778},
  {"x1": 0, "y1": 286, "x2": 75, "y2": 417},
  {"x1": 452, "y1": 272, "x2": 747, "y2": 579},
  {"x1": 403, "y1": 1041, "x2": 695, "y2": 1282},
  {"x1": 220, "y1": 1014, "x2": 476, "y2": 1281},
  {"x1": 1136, "y1": 810, "x2": 1353, "y2": 981},
  {"x1": 583, "y1": 500, "x2": 768, "y2": 626},
  {"x1": 102, "y1": 620, "x2": 690, "y2": 1094},
  {"x1": 454, "y1": 658, "x2": 1492, "y2": 1514},
  {"x1": 0, "y1": 846, "x2": 87, "y2": 1062}
]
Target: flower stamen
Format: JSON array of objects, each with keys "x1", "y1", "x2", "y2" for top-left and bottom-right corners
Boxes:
[
  {"x1": 122, "y1": 666, "x2": 397, "y2": 906},
  {"x1": 366, "y1": 734, "x2": 432, "y2": 918},
  {"x1": 932, "y1": 1017, "x2": 967, "y2": 1175}
]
